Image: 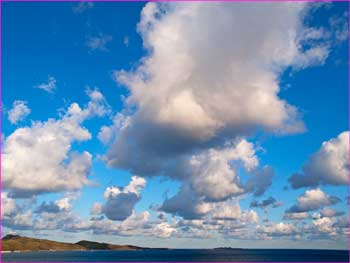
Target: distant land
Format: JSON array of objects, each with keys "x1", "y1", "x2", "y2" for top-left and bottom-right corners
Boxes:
[{"x1": 1, "y1": 234, "x2": 153, "y2": 252}]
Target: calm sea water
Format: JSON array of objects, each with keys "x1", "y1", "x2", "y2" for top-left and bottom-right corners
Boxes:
[{"x1": 2, "y1": 249, "x2": 349, "y2": 262}]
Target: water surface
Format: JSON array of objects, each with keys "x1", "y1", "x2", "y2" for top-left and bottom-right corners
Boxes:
[{"x1": 2, "y1": 249, "x2": 349, "y2": 262}]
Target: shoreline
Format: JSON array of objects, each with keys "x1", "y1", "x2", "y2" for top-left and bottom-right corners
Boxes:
[{"x1": 2, "y1": 248, "x2": 349, "y2": 254}]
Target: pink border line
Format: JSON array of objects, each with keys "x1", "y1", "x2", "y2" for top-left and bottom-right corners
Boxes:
[
  {"x1": 0, "y1": 0, "x2": 349, "y2": 263},
  {"x1": 0, "y1": 0, "x2": 350, "y2": 2}
]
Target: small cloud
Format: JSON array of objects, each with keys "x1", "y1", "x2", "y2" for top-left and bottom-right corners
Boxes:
[
  {"x1": 95, "y1": 176, "x2": 146, "y2": 221},
  {"x1": 123, "y1": 36, "x2": 130, "y2": 47},
  {"x1": 8, "y1": 100, "x2": 31, "y2": 124},
  {"x1": 35, "y1": 76, "x2": 57, "y2": 93},
  {"x1": 286, "y1": 188, "x2": 341, "y2": 213},
  {"x1": 73, "y1": 2, "x2": 94, "y2": 14},
  {"x1": 250, "y1": 196, "x2": 282, "y2": 209},
  {"x1": 86, "y1": 34, "x2": 112, "y2": 52}
]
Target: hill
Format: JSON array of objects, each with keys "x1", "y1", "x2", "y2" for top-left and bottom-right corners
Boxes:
[
  {"x1": 2, "y1": 235, "x2": 84, "y2": 252},
  {"x1": 2, "y1": 235, "x2": 147, "y2": 252},
  {"x1": 76, "y1": 240, "x2": 146, "y2": 250}
]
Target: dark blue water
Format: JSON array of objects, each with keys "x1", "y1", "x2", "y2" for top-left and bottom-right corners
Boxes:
[{"x1": 2, "y1": 249, "x2": 349, "y2": 262}]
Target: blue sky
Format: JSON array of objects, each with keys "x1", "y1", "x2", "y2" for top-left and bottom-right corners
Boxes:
[{"x1": 2, "y1": 2, "x2": 349, "y2": 249}]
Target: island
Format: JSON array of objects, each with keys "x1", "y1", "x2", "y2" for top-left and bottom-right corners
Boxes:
[{"x1": 2, "y1": 234, "x2": 151, "y2": 252}]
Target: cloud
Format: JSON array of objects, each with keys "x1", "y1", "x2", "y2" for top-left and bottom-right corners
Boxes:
[
  {"x1": 4, "y1": 211, "x2": 33, "y2": 230},
  {"x1": 98, "y1": 113, "x2": 126, "y2": 145},
  {"x1": 102, "y1": 3, "x2": 333, "y2": 221},
  {"x1": 286, "y1": 188, "x2": 341, "y2": 213},
  {"x1": 35, "y1": 196, "x2": 74, "y2": 214},
  {"x1": 212, "y1": 201, "x2": 258, "y2": 223},
  {"x1": 91, "y1": 202, "x2": 103, "y2": 215},
  {"x1": 106, "y1": 2, "x2": 323, "y2": 177},
  {"x1": 245, "y1": 166, "x2": 275, "y2": 197},
  {"x1": 8, "y1": 100, "x2": 31, "y2": 124},
  {"x1": 35, "y1": 202, "x2": 61, "y2": 214},
  {"x1": 1, "y1": 193, "x2": 17, "y2": 219},
  {"x1": 123, "y1": 36, "x2": 130, "y2": 47},
  {"x1": 257, "y1": 222, "x2": 299, "y2": 237},
  {"x1": 73, "y1": 2, "x2": 94, "y2": 14},
  {"x1": 329, "y1": 11, "x2": 349, "y2": 43},
  {"x1": 211, "y1": 201, "x2": 242, "y2": 221},
  {"x1": 154, "y1": 222, "x2": 177, "y2": 238},
  {"x1": 320, "y1": 207, "x2": 344, "y2": 218},
  {"x1": 160, "y1": 184, "x2": 211, "y2": 219},
  {"x1": 283, "y1": 212, "x2": 309, "y2": 220},
  {"x1": 289, "y1": 131, "x2": 349, "y2": 188},
  {"x1": 159, "y1": 139, "x2": 269, "y2": 219},
  {"x1": 35, "y1": 76, "x2": 57, "y2": 93},
  {"x1": 250, "y1": 196, "x2": 282, "y2": 209},
  {"x1": 312, "y1": 217, "x2": 336, "y2": 235},
  {"x1": 86, "y1": 34, "x2": 112, "y2": 51},
  {"x1": 2, "y1": 88, "x2": 109, "y2": 197},
  {"x1": 185, "y1": 139, "x2": 258, "y2": 202},
  {"x1": 65, "y1": 211, "x2": 154, "y2": 237},
  {"x1": 96, "y1": 176, "x2": 146, "y2": 221}
]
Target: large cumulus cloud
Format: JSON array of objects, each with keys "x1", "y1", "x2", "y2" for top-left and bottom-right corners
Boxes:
[{"x1": 99, "y1": 2, "x2": 334, "y2": 218}]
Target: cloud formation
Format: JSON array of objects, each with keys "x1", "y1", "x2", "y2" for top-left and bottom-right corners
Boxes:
[
  {"x1": 107, "y1": 2, "x2": 322, "y2": 175},
  {"x1": 257, "y1": 222, "x2": 299, "y2": 237},
  {"x1": 35, "y1": 196, "x2": 74, "y2": 214},
  {"x1": 73, "y1": 2, "x2": 94, "y2": 14},
  {"x1": 250, "y1": 196, "x2": 282, "y2": 209},
  {"x1": 286, "y1": 188, "x2": 340, "y2": 213},
  {"x1": 35, "y1": 76, "x2": 57, "y2": 93},
  {"x1": 86, "y1": 34, "x2": 112, "y2": 51},
  {"x1": 94, "y1": 176, "x2": 146, "y2": 221},
  {"x1": 8, "y1": 100, "x2": 31, "y2": 124},
  {"x1": 289, "y1": 131, "x2": 349, "y2": 188},
  {"x1": 2, "y1": 89, "x2": 109, "y2": 197},
  {"x1": 100, "y1": 3, "x2": 335, "y2": 220}
]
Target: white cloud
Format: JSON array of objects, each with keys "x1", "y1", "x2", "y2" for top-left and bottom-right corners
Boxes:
[
  {"x1": 320, "y1": 207, "x2": 344, "y2": 218},
  {"x1": 186, "y1": 139, "x2": 258, "y2": 202},
  {"x1": 98, "y1": 113, "x2": 128, "y2": 145},
  {"x1": 1, "y1": 193, "x2": 17, "y2": 218},
  {"x1": 103, "y1": 3, "x2": 335, "y2": 220},
  {"x1": 257, "y1": 222, "x2": 299, "y2": 237},
  {"x1": 329, "y1": 12, "x2": 349, "y2": 43},
  {"x1": 86, "y1": 34, "x2": 112, "y2": 51},
  {"x1": 286, "y1": 188, "x2": 341, "y2": 213},
  {"x1": 8, "y1": 100, "x2": 31, "y2": 124},
  {"x1": 73, "y1": 2, "x2": 94, "y2": 14},
  {"x1": 2, "y1": 88, "x2": 109, "y2": 197},
  {"x1": 289, "y1": 131, "x2": 349, "y2": 188},
  {"x1": 312, "y1": 217, "x2": 336, "y2": 234},
  {"x1": 211, "y1": 201, "x2": 242, "y2": 220},
  {"x1": 35, "y1": 76, "x2": 57, "y2": 93},
  {"x1": 107, "y1": 2, "x2": 324, "y2": 178},
  {"x1": 283, "y1": 212, "x2": 309, "y2": 220},
  {"x1": 160, "y1": 138, "x2": 273, "y2": 218},
  {"x1": 91, "y1": 202, "x2": 103, "y2": 215},
  {"x1": 154, "y1": 222, "x2": 177, "y2": 238}
]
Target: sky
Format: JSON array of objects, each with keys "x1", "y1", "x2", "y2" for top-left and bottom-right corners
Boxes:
[{"x1": 1, "y1": 1, "x2": 349, "y2": 250}]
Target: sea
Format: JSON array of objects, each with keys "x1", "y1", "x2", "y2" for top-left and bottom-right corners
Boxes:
[{"x1": 2, "y1": 249, "x2": 349, "y2": 262}]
